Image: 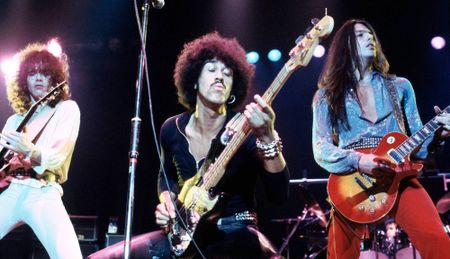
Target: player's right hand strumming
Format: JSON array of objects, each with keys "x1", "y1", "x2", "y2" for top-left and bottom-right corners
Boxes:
[
  {"x1": 358, "y1": 153, "x2": 394, "y2": 178},
  {"x1": 155, "y1": 191, "x2": 176, "y2": 228}
]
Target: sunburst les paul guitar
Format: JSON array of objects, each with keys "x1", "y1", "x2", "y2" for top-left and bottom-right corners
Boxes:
[
  {"x1": 327, "y1": 105, "x2": 450, "y2": 224},
  {"x1": 167, "y1": 15, "x2": 334, "y2": 258}
]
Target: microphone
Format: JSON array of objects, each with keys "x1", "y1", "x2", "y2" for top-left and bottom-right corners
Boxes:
[{"x1": 151, "y1": 0, "x2": 165, "y2": 9}]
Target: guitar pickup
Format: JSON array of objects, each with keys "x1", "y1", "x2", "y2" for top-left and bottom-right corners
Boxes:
[
  {"x1": 355, "y1": 176, "x2": 370, "y2": 193},
  {"x1": 388, "y1": 148, "x2": 404, "y2": 164}
]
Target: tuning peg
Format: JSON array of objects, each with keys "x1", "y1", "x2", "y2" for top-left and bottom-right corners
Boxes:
[
  {"x1": 311, "y1": 18, "x2": 319, "y2": 25},
  {"x1": 295, "y1": 35, "x2": 304, "y2": 45}
]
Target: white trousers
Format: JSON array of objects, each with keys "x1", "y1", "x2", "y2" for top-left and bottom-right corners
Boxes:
[{"x1": 0, "y1": 182, "x2": 82, "y2": 259}]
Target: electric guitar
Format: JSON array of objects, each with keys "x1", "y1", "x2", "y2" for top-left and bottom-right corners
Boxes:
[
  {"x1": 167, "y1": 15, "x2": 334, "y2": 258},
  {"x1": 327, "y1": 105, "x2": 450, "y2": 223},
  {"x1": 0, "y1": 81, "x2": 66, "y2": 184}
]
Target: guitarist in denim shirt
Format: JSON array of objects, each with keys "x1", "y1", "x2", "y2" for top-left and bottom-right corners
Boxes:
[{"x1": 312, "y1": 19, "x2": 450, "y2": 259}]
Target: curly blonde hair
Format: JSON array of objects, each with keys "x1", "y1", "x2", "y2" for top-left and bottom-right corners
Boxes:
[{"x1": 6, "y1": 42, "x2": 71, "y2": 114}]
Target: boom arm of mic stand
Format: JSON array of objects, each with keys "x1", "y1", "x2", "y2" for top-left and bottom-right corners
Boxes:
[{"x1": 124, "y1": 1, "x2": 151, "y2": 258}]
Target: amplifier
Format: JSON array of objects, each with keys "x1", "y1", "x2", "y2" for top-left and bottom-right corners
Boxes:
[
  {"x1": 0, "y1": 223, "x2": 99, "y2": 259},
  {"x1": 70, "y1": 215, "x2": 99, "y2": 242},
  {"x1": 105, "y1": 233, "x2": 125, "y2": 247}
]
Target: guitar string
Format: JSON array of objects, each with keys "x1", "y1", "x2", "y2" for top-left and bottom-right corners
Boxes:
[{"x1": 395, "y1": 106, "x2": 449, "y2": 157}]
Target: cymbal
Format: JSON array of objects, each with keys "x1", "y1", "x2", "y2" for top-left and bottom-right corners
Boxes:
[{"x1": 307, "y1": 203, "x2": 328, "y2": 227}]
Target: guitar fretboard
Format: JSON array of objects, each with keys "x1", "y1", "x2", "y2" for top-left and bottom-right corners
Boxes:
[
  {"x1": 201, "y1": 66, "x2": 294, "y2": 190},
  {"x1": 390, "y1": 105, "x2": 450, "y2": 162}
]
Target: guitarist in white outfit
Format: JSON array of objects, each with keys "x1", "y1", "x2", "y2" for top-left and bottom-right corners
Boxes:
[{"x1": 0, "y1": 42, "x2": 82, "y2": 259}]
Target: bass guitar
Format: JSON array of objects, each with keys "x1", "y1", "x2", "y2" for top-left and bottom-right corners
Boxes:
[
  {"x1": 167, "y1": 15, "x2": 334, "y2": 258},
  {"x1": 327, "y1": 105, "x2": 450, "y2": 223}
]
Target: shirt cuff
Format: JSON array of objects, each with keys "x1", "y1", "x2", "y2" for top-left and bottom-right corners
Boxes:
[{"x1": 349, "y1": 151, "x2": 363, "y2": 172}]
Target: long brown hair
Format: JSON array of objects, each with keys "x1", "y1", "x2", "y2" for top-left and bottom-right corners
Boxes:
[
  {"x1": 6, "y1": 43, "x2": 71, "y2": 114},
  {"x1": 317, "y1": 19, "x2": 390, "y2": 132}
]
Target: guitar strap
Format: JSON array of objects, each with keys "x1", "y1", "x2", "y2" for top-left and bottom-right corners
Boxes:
[
  {"x1": 29, "y1": 106, "x2": 58, "y2": 144},
  {"x1": 383, "y1": 76, "x2": 408, "y2": 135}
]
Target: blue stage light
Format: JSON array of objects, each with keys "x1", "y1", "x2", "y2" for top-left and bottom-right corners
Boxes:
[
  {"x1": 246, "y1": 51, "x2": 260, "y2": 64},
  {"x1": 267, "y1": 49, "x2": 282, "y2": 62}
]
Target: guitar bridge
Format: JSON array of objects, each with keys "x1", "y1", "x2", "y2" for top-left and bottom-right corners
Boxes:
[{"x1": 354, "y1": 176, "x2": 370, "y2": 193}]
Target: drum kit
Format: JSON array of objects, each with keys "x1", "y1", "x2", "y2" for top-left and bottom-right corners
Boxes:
[
  {"x1": 359, "y1": 221, "x2": 422, "y2": 259},
  {"x1": 273, "y1": 209, "x2": 422, "y2": 259},
  {"x1": 270, "y1": 184, "x2": 441, "y2": 259}
]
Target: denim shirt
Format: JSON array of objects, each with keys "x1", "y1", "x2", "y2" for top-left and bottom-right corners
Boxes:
[{"x1": 312, "y1": 72, "x2": 432, "y2": 174}]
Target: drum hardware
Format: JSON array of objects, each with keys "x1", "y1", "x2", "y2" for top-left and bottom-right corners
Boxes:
[
  {"x1": 276, "y1": 206, "x2": 309, "y2": 258},
  {"x1": 272, "y1": 184, "x2": 329, "y2": 258}
]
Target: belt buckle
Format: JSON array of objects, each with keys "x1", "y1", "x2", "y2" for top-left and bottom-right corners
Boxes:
[{"x1": 14, "y1": 168, "x2": 26, "y2": 179}]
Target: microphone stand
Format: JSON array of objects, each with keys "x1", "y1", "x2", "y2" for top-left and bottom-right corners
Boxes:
[{"x1": 123, "y1": 0, "x2": 151, "y2": 258}]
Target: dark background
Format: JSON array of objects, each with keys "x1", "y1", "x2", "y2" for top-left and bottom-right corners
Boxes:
[{"x1": 0, "y1": 0, "x2": 449, "y2": 255}]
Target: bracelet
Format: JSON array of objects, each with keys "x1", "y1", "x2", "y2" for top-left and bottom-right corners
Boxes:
[
  {"x1": 256, "y1": 132, "x2": 283, "y2": 160},
  {"x1": 356, "y1": 154, "x2": 362, "y2": 173}
]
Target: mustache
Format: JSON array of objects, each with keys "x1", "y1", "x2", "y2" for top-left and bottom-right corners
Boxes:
[{"x1": 211, "y1": 78, "x2": 225, "y2": 87}]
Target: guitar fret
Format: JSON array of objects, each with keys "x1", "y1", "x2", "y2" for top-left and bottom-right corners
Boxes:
[
  {"x1": 409, "y1": 137, "x2": 418, "y2": 146},
  {"x1": 413, "y1": 134, "x2": 422, "y2": 143},
  {"x1": 398, "y1": 145, "x2": 408, "y2": 156},
  {"x1": 430, "y1": 121, "x2": 439, "y2": 130},
  {"x1": 416, "y1": 130, "x2": 425, "y2": 139},
  {"x1": 403, "y1": 141, "x2": 412, "y2": 150},
  {"x1": 409, "y1": 139, "x2": 418, "y2": 147},
  {"x1": 423, "y1": 125, "x2": 431, "y2": 134}
]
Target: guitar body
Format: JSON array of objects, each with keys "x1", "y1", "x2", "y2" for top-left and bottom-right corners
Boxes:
[
  {"x1": 169, "y1": 172, "x2": 226, "y2": 258},
  {"x1": 327, "y1": 132, "x2": 423, "y2": 223}
]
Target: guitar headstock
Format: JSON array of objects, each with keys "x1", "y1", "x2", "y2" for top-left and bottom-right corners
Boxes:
[
  {"x1": 286, "y1": 15, "x2": 334, "y2": 71},
  {"x1": 29, "y1": 81, "x2": 67, "y2": 110}
]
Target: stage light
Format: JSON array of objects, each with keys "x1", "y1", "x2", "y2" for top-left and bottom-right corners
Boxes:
[
  {"x1": 1, "y1": 56, "x2": 19, "y2": 79},
  {"x1": 47, "y1": 39, "x2": 63, "y2": 57},
  {"x1": 313, "y1": 45, "x2": 325, "y2": 58},
  {"x1": 246, "y1": 51, "x2": 259, "y2": 64},
  {"x1": 431, "y1": 36, "x2": 446, "y2": 50},
  {"x1": 267, "y1": 49, "x2": 282, "y2": 62}
]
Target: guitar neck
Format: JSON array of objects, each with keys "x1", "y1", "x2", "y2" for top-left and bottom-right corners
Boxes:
[
  {"x1": 262, "y1": 65, "x2": 294, "y2": 104},
  {"x1": 201, "y1": 66, "x2": 295, "y2": 190},
  {"x1": 198, "y1": 15, "x2": 335, "y2": 191},
  {"x1": 390, "y1": 105, "x2": 450, "y2": 161},
  {"x1": 202, "y1": 117, "x2": 250, "y2": 190}
]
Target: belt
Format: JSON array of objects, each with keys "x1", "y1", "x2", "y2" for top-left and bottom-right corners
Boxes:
[
  {"x1": 7, "y1": 168, "x2": 57, "y2": 183},
  {"x1": 217, "y1": 211, "x2": 257, "y2": 226},
  {"x1": 343, "y1": 137, "x2": 382, "y2": 150},
  {"x1": 7, "y1": 168, "x2": 36, "y2": 179}
]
